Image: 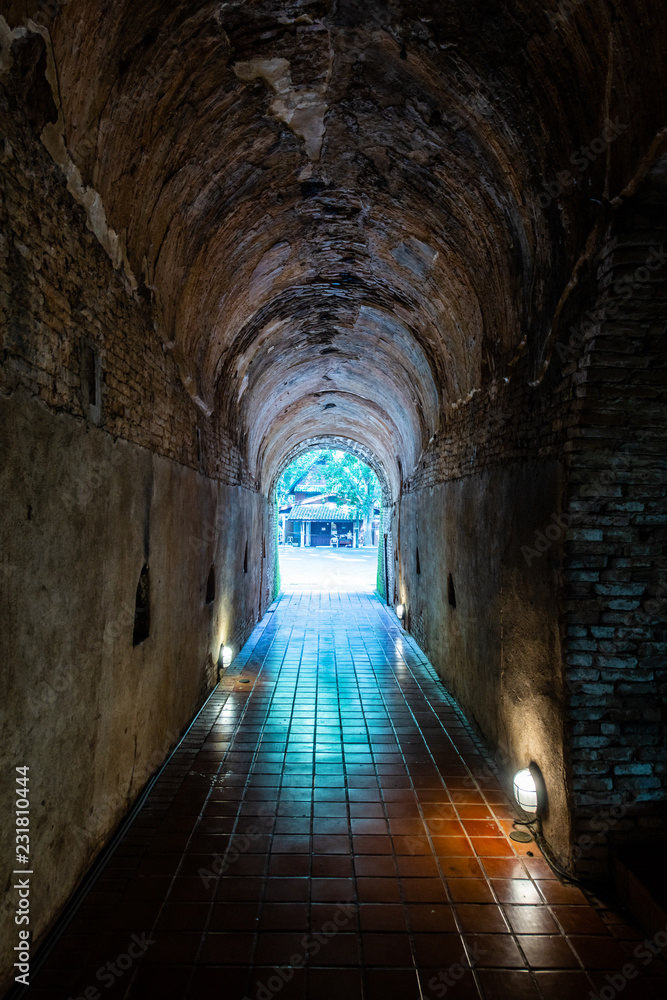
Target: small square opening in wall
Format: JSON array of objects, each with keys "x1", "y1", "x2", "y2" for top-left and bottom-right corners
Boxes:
[
  {"x1": 133, "y1": 564, "x2": 150, "y2": 646},
  {"x1": 206, "y1": 564, "x2": 215, "y2": 604},
  {"x1": 80, "y1": 339, "x2": 101, "y2": 424},
  {"x1": 196, "y1": 427, "x2": 202, "y2": 467}
]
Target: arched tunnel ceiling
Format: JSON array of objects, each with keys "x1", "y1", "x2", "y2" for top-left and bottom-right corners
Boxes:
[{"x1": 5, "y1": 0, "x2": 666, "y2": 494}]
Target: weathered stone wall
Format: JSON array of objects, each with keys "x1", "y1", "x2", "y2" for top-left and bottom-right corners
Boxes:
[
  {"x1": 0, "y1": 62, "x2": 268, "y2": 990},
  {"x1": 396, "y1": 182, "x2": 667, "y2": 877},
  {"x1": 396, "y1": 390, "x2": 572, "y2": 864}
]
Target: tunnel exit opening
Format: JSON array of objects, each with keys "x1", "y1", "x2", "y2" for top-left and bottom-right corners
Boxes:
[
  {"x1": 267, "y1": 440, "x2": 394, "y2": 599},
  {"x1": 274, "y1": 447, "x2": 379, "y2": 593}
]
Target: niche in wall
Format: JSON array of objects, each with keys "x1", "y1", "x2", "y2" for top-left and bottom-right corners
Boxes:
[
  {"x1": 206, "y1": 565, "x2": 215, "y2": 604},
  {"x1": 447, "y1": 572, "x2": 456, "y2": 609},
  {"x1": 133, "y1": 564, "x2": 150, "y2": 645},
  {"x1": 80, "y1": 339, "x2": 101, "y2": 424}
]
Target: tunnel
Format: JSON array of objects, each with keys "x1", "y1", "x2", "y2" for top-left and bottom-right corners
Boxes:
[{"x1": 1, "y1": 0, "x2": 666, "y2": 996}]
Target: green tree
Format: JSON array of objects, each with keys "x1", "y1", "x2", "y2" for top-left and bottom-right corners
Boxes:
[
  {"x1": 275, "y1": 451, "x2": 317, "y2": 506},
  {"x1": 278, "y1": 449, "x2": 380, "y2": 546},
  {"x1": 321, "y1": 451, "x2": 380, "y2": 546}
]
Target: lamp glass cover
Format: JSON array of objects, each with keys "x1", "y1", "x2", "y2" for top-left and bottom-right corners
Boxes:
[{"x1": 513, "y1": 768, "x2": 538, "y2": 814}]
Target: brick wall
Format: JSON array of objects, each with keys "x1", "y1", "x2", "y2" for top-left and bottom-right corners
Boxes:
[
  {"x1": 400, "y1": 182, "x2": 667, "y2": 877},
  {"x1": 561, "y1": 189, "x2": 667, "y2": 876},
  {"x1": 0, "y1": 72, "x2": 253, "y2": 489}
]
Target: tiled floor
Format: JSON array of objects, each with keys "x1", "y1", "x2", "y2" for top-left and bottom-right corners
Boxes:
[{"x1": 27, "y1": 593, "x2": 665, "y2": 999}]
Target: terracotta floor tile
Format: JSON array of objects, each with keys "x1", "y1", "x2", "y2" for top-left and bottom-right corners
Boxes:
[
  {"x1": 396, "y1": 855, "x2": 441, "y2": 877},
  {"x1": 129, "y1": 966, "x2": 196, "y2": 998},
  {"x1": 552, "y1": 904, "x2": 612, "y2": 935},
  {"x1": 401, "y1": 877, "x2": 449, "y2": 902},
  {"x1": 263, "y1": 877, "x2": 310, "y2": 901},
  {"x1": 217, "y1": 877, "x2": 265, "y2": 901},
  {"x1": 447, "y1": 879, "x2": 495, "y2": 903},
  {"x1": 533, "y1": 971, "x2": 597, "y2": 999},
  {"x1": 418, "y1": 967, "x2": 481, "y2": 999},
  {"x1": 312, "y1": 854, "x2": 354, "y2": 878},
  {"x1": 271, "y1": 834, "x2": 311, "y2": 854},
  {"x1": 481, "y1": 857, "x2": 528, "y2": 879},
  {"x1": 311, "y1": 877, "x2": 356, "y2": 902},
  {"x1": 440, "y1": 857, "x2": 485, "y2": 879},
  {"x1": 361, "y1": 932, "x2": 414, "y2": 966},
  {"x1": 359, "y1": 904, "x2": 409, "y2": 932},
  {"x1": 354, "y1": 855, "x2": 396, "y2": 877},
  {"x1": 492, "y1": 879, "x2": 543, "y2": 905},
  {"x1": 308, "y1": 968, "x2": 364, "y2": 1000},
  {"x1": 357, "y1": 877, "x2": 403, "y2": 903},
  {"x1": 408, "y1": 904, "x2": 458, "y2": 932},
  {"x1": 259, "y1": 902, "x2": 309, "y2": 930},
  {"x1": 472, "y1": 836, "x2": 515, "y2": 857},
  {"x1": 248, "y1": 967, "x2": 307, "y2": 1000},
  {"x1": 26, "y1": 594, "x2": 656, "y2": 998},
  {"x1": 142, "y1": 931, "x2": 201, "y2": 964},
  {"x1": 254, "y1": 932, "x2": 310, "y2": 964},
  {"x1": 432, "y1": 835, "x2": 476, "y2": 857},
  {"x1": 413, "y1": 932, "x2": 467, "y2": 966},
  {"x1": 310, "y1": 902, "x2": 359, "y2": 932},
  {"x1": 155, "y1": 901, "x2": 209, "y2": 930},
  {"x1": 476, "y1": 969, "x2": 542, "y2": 999},
  {"x1": 365, "y1": 968, "x2": 422, "y2": 1000},
  {"x1": 466, "y1": 932, "x2": 524, "y2": 968},
  {"x1": 209, "y1": 902, "x2": 260, "y2": 930},
  {"x1": 456, "y1": 903, "x2": 509, "y2": 933},
  {"x1": 518, "y1": 934, "x2": 581, "y2": 968},
  {"x1": 503, "y1": 905, "x2": 559, "y2": 935},
  {"x1": 313, "y1": 817, "x2": 348, "y2": 835},
  {"x1": 314, "y1": 933, "x2": 361, "y2": 966},
  {"x1": 536, "y1": 880, "x2": 589, "y2": 905},
  {"x1": 569, "y1": 935, "x2": 630, "y2": 968},
  {"x1": 268, "y1": 854, "x2": 310, "y2": 876},
  {"x1": 200, "y1": 931, "x2": 255, "y2": 963},
  {"x1": 590, "y1": 971, "x2": 660, "y2": 999},
  {"x1": 351, "y1": 818, "x2": 389, "y2": 834}
]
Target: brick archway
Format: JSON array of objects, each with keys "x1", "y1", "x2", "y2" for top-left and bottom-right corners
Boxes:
[{"x1": 268, "y1": 435, "x2": 393, "y2": 506}]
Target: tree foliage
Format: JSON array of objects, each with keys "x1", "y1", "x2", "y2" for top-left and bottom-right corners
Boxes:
[{"x1": 277, "y1": 449, "x2": 380, "y2": 545}]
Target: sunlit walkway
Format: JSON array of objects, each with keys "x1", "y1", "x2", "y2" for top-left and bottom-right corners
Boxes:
[
  {"x1": 278, "y1": 546, "x2": 379, "y2": 592},
  {"x1": 27, "y1": 594, "x2": 663, "y2": 999}
]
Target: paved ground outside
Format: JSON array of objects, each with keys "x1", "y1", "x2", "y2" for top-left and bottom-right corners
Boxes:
[
  {"x1": 278, "y1": 545, "x2": 379, "y2": 593},
  {"x1": 24, "y1": 592, "x2": 663, "y2": 1000}
]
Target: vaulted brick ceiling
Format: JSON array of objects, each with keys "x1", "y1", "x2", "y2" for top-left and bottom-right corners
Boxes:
[{"x1": 15, "y1": 0, "x2": 666, "y2": 494}]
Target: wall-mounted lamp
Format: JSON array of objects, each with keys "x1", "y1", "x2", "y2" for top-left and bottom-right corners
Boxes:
[
  {"x1": 220, "y1": 644, "x2": 233, "y2": 668},
  {"x1": 513, "y1": 768, "x2": 538, "y2": 814},
  {"x1": 512, "y1": 764, "x2": 546, "y2": 817},
  {"x1": 396, "y1": 604, "x2": 406, "y2": 620}
]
